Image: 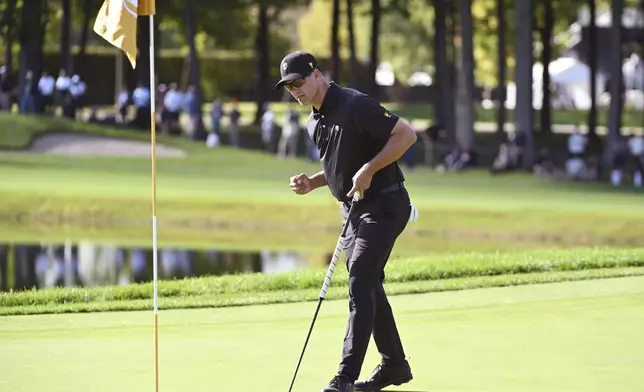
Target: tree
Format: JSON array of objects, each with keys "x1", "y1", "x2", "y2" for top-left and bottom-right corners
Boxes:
[
  {"x1": 539, "y1": 0, "x2": 553, "y2": 134},
  {"x1": 604, "y1": 0, "x2": 624, "y2": 167},
  {"x1": 60, "y1": 0, "x2": 72, "y2": 73},
  {"x1": 1, "y1": 0, "x2": 18, "y2": 74},
  {"x1": 514, "y1": 0, "x2": 534, "y2": 170},
  {"x1": 454, "y1": 0, "x2": 475, "y2": 152},
  {"x1": 331, "y1": 0, "x2": 341, "y2": 81},
  {"x1": 369, "y1": 0, "x2": 381, "y2": 97},
  {"x1": 346, "y1": 0, "x2": 358, "y2": 87},
  {"x1": 433, "y1": 0, "x2": 450, "y2": 131},
  {"x1": 588, "y1": 0, "x2": 598, "y2": 140},
  {"x1": 253, "y1": 2, "x2": 269, "y2": 124},
  {"x1": 183, "y1": 0, "x2": 206, "y2": 140},
  {"x1": 496, "y1": 0, "x2": 507, "y2": 134}
]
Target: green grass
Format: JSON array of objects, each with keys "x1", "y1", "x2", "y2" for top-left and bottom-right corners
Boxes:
[
  {"x1": 3, "y1": 247, "x2": 644, "y2": 316},
  {"x1": 1, "y1": 146, "x2": 643, "y2": 251},
  {"x1": 1, "y1": 276, "x2": 643, "y2": 392},
  {"x1": 89, "y1": 101, "x2": 644, "y2": 132}
]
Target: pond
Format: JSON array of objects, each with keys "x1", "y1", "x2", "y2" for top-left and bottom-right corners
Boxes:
[{"x1": 0, "y1": 241, "x2": 323, "y2": 292}]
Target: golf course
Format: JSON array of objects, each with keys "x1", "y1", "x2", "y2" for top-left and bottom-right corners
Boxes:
[{"x1": 1, "y1": 113, "x2": 643, "y2": 391}]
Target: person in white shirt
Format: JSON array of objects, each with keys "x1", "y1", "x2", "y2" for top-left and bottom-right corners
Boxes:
[
  {"x1": 69, "y1": 75, "x2": 87, "y2": 117},
  {"x1": 627, "y1": 134, "x2": 643, "y2": 187},
  {"x1": 55, "y1": 69, "x2": 71, "y2": 107},
  {"x1": 568, "y1": 126, "x2": 587, "y2": 158},
  {"x1": 38, "y1": 71, "x2": 55, "y2": 114},
  {"x1": 132, "y1": 82, "x2": 151, "y2": 129},
  {"x1": 260, "y1": 103, "x2": 275, "y2": 151},
  {"x1": 162, "y1": 82, "x2": 182, "y2": 135},
  {"x1": 115, "y1": 86, "x2": 130, "y2": 124}
]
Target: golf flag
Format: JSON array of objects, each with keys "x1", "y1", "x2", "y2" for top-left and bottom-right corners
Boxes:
[{"x1": 93, "y1": 0, "x2": 156, "y2": 69}]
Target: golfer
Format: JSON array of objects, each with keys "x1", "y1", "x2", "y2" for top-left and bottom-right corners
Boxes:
[{"x1": 275, "y1": 51, "x2": 416, "y2": 392}]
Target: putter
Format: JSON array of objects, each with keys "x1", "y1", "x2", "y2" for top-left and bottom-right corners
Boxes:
[{"x1": 287, "y1": 192, "x2": 361, "y2": 392}]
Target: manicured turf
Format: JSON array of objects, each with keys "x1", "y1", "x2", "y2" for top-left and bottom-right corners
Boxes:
[{"x1": 1, "y1": 276, "x2": 643, "y2": 392}]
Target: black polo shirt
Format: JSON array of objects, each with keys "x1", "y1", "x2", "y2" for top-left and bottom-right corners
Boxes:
[{"x1": 306, "y1": 82, "x2": 405, "y2": 203}]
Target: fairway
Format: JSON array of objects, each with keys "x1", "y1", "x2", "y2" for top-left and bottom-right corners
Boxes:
[{"x1": 1, "y1": 276, "x2": 643, "y2": 392}]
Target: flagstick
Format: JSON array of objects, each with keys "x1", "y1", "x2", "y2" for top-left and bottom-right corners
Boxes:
[{"x1": 148, "y1": 14, "x2": 160, "y2": 392}]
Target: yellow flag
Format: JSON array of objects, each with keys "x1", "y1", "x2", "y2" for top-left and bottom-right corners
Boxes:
[
  {"x1": 138, "y1": 0, "x2": 156, "y2": 16},
  {"x1": 93, "y1": 0, "x2": 156, "y2": 69}
]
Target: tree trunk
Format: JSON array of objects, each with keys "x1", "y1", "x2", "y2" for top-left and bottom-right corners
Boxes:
[
  {"x1": 540, "y1": 0, "x2": 553, "y2": 134},
  {"x1": 60, "y1": 0, "x2": 72, "y2": 73},
  {"x1": 3, "y1": 0, "x2": 17, "y2": 74},
  {"x1": 19, "y1": 0, "x2": 47, "y2": 85},
  {"x1": 433, "y1": 0, "x2": 448, "y2": 129},
  {"x1": 444, "y1": 0, "x2": 457, "y2": 147},
  {"x1": 514, "y1": 0, "x2": 534, "y2": 170},
  {"x1": 454, "y1": 0, "x2": 475, "y2": 151},
  {"x1": 496, "y1": 0, "x2": 506, "y2": 134},
  {"x1": 331, "y1": 0, "x2": 341, "y2": 82},
  {"x1": 346, "y1": 0, "x2": 357, "y2": 88},
  {"x1": 369, "y1": 0, "x2": 381, "y2": 98},
  {"x1": 183, "y1": 0, "x2": 206, "y2": 140},
  {"x1": 603, "y1": 0, "x2": 624, "y2": 167},
  {"x1": 587, "y1": 0, "x2": 598, "y2": 137},
  {"x1": 78, "y1": 0, "x2": 93, "y2": 62},
  {"x1": 254, "y1": 3, "x2": 269, "y2": 125}
]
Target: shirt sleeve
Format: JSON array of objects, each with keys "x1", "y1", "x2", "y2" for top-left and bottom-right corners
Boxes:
[{"x1": 351, "y1": 94, "x2": 399, "y2": 141}]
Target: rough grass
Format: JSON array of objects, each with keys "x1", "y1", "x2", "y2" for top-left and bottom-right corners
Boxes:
[{"x1": 3, "y1": 248, "x2": 643, "y2": 316}]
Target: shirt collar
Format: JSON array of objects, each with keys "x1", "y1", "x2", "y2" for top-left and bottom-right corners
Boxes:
[{"x1": 312, "y1": 82, "x2": 340, "y2": 117}]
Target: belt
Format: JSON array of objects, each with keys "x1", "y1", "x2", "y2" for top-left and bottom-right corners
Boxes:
[{"x1": 377, "y1": 182, "x2": 405, "y2": 194}]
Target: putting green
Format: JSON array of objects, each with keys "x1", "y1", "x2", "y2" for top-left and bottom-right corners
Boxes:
[{"x1": 1, "y1": 276, "x2": 643, "y2": 392}]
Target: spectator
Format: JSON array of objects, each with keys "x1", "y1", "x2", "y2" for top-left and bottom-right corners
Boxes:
[
  {"x1": 627, "y1": 133, "x2": 643, "y2": 187},
  {"x1": 162, "y1": 82, "x2": 182, "y2": 135},
  {"x1": 55, "y1": 69, "x2": 71, "y2": 108},
  {"x1": 132, "y1": 82, "x2": 151, "y2": 129},
  {"x1": 115, "y1": 85, "x2": 130, "y2": 124},
  {"x1": 210, "y1": 98, "x2": 223, "y2": 136},
  {"x1": 19, "y1": 71, "x2": 37, "y2": 114},
  {"x1": 38, "y1": 71, "x2": 55, "y2": 114},
  {"x1": 0, "y1": 66, "x2": 14, "y2": 111},
  {"x1": 227, "y1": 99, "x2": 241, "y2": 147},
  {"x1": 182, "y1": 85, "x2": 201, "y2": 138},
  {"x1": 260, "y1": 103, "x2": 275, "y2": 152},
  {"x1": 567, "y1": 125, "x2": 587, "y2": 159},
  {"x1": 69, "y1": 75, "x2": 87, "y2": 118},
  {"x1": 278, "y1": 106, "x2": 299, "y2": 158}
]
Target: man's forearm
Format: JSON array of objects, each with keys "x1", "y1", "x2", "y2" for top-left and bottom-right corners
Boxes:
[
  {"x1": 310, "y1": 170, "x2": 327, "y2": 189},
  {"x1": 365, "y1": 123, "x2": 417, "y2": 174}
]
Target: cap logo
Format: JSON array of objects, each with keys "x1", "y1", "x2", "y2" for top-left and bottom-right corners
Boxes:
[
  {"x1": 282, "y1": 62, "x2": 288, "y2": 70},
  {"x1": 309, "y1": 62, "x2": 313, "y2": 68}
]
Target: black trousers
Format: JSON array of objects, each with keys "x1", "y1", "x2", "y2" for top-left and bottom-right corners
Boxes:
[{"x1": 337, "y1": 186, "x2": 411, "y2": 382}]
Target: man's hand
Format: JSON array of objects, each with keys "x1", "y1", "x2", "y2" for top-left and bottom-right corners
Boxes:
[
  {"x1": 347, "y1": 164, "x2": 374, "y2": 200},
  {"x1": 290, "y1": 173, "x2": 314, "y2": 195}
]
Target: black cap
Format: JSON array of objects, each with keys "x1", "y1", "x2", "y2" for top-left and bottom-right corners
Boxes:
[{"x1": 273, "y1": 51, "x2": 319, "y2": 90}]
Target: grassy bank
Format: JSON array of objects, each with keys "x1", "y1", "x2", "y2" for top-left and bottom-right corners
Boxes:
[
  {"x1": 1, "y1": 149, "x2": 643, "y2": 249},
  {"x1": 2, "y1": 277, "x2": 643, "y2": 392},
  {"x1": 3, "y1": 247, "x2": 643, "y2": 316}
]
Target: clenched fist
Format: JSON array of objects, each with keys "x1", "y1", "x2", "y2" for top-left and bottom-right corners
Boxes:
[{"x1": 289, "y1": 173, "x2": 313, "y2": 195}]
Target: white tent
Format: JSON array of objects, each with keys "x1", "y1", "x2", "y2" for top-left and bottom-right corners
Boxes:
[{"x1": 531, "y1": 56, "x2": 606, "y2": 110}]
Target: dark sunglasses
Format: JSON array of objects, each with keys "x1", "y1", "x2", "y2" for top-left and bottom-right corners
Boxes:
[{"x1": 284, "y1": 74, "x2": 311, "y2": 90}]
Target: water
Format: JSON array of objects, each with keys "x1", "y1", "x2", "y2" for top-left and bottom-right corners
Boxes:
[{"x1": 0, "y1": 241, "x2": 316, "y2": 292}]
